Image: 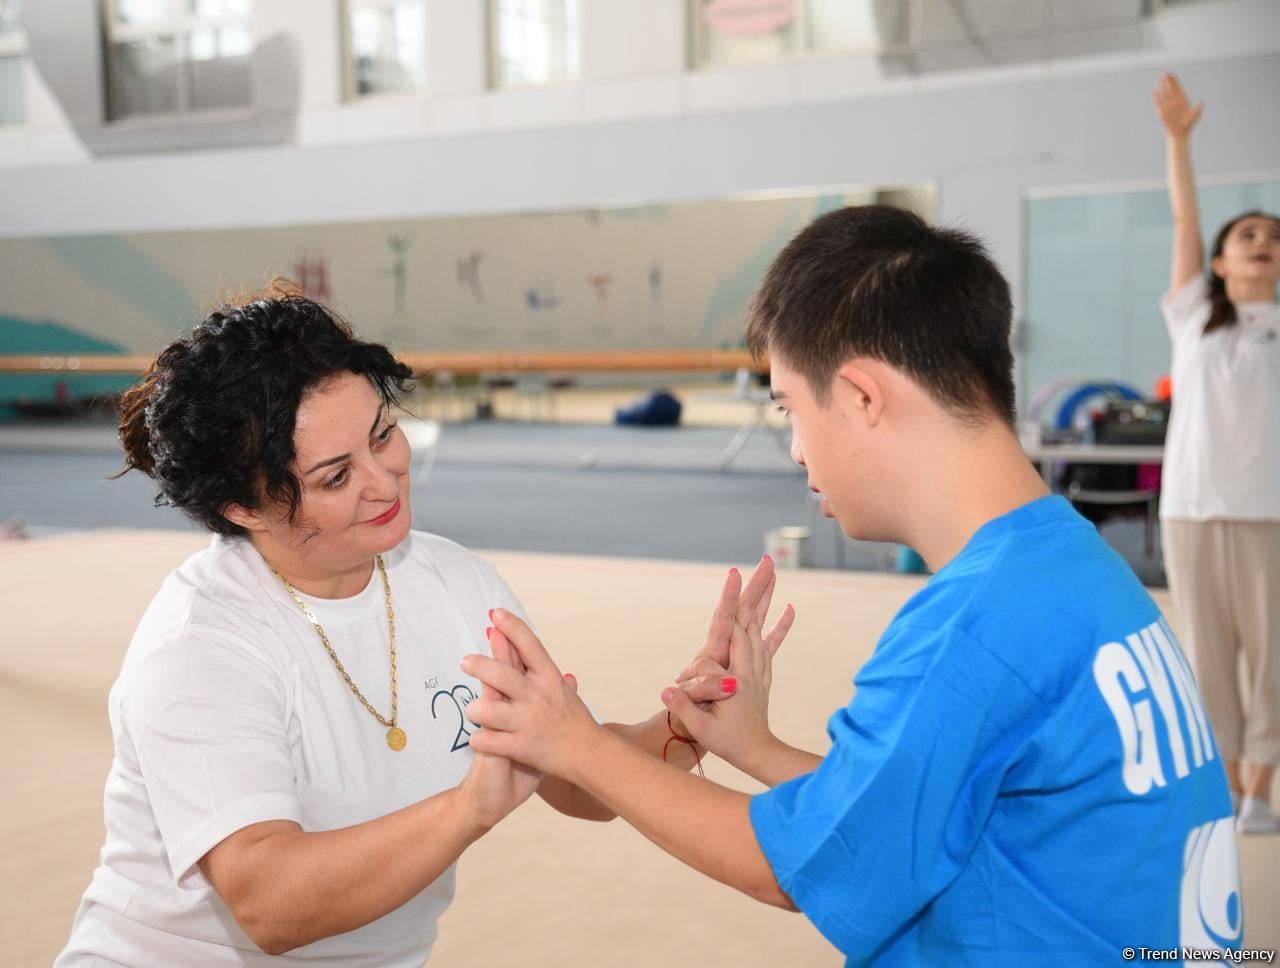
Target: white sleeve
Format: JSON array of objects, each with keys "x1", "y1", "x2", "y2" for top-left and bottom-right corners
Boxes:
[
  {"x1": 122, "y1": 629, "x2": 303, "y2": 890},
  {"x1": 1161, "y1": 273, "x2": 1211, "y2": 342}
]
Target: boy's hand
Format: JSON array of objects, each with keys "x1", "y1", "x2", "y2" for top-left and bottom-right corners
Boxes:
[
  {"x1": 457, "y1": 625, "x2": 543, "y2": 831},
  {"x1": 462, "y1": 610, "x2": 600, "y2": 780}
]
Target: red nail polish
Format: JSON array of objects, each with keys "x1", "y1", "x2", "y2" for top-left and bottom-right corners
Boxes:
[
  {"x1": 563, "y1": 673, "x2": 576, "y2": 682},
  {"x1": 485, "y1": 626, "x2": 494, "y2": 639},
  {"x1": 722, "y1": 677, "x2": 738, "y2": 693},
  {"x1": 488, "y1": 609, "x2": 495, "y2": 622}
]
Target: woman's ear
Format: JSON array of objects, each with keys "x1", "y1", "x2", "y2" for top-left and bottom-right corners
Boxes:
[{"x1": 222, "y1": 502, "x2": 265, "y2": 533}]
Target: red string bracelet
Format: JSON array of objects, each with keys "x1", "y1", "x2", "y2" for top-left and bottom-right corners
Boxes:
[{"x1": 663, "y1": 710, "x2": 705, "y2": 778}]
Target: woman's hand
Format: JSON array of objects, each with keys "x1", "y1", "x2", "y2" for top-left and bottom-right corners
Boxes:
[
  {"x1": 462, "y1": 610, "x2": 600, "y2": 780},
  {"x1": 667, "y1": 557, "x2": 794, "y2": 737},
  {"x1": 690, "y1": 556, "x2": 795, "y2": 674},
  {"x1": 1153, "y1": 72, "x2": 1203, "y2": 141},
  {"x1": 456, "y1": 627, "x2": 544, "y2": 832},
  {"x1": 662, "y1": 618, "x2": 779, "y2": 773}
]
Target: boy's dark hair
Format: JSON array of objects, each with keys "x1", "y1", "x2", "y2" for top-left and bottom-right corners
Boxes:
[
  {"x1": 115, "y1": 280, "x2": 414, "y2": 536},
  {"x1": 746, "y1": 204, "x2": 1016, "y2": 428}
]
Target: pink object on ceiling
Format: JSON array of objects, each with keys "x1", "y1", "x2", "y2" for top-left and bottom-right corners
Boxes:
[{"x1": 702, "y1": 0, "x2": 799, "y2": 38}]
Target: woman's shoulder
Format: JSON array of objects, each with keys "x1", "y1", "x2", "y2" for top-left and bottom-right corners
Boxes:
[
  {"x1": 391, "y1": 529, "x2": 504, "y2": 589},
  {"x1": 119, "y1": 539, "x2": 286, "y2": 690},
  {"x1": 1161, "y1": 273, "x2": 1211, "y2": 337},
  {"x1": 157, "y1": 535, "x2": 275, "y2": 626}
]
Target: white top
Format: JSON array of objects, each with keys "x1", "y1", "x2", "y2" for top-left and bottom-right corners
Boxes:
[
  {"x1": 56, "y1": 530, "x2": 520, "y2": 967},
  {"x1": 1159, "y1": 274, "x2": 1280, "y2": 522}
]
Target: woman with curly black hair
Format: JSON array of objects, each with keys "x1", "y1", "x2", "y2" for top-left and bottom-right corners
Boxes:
[
  {"x1": 54, "y1": 284, "x2": 789, "y2": 965},
  {"x1": 1154, "y1": 73, "x2": 1280, "y2": 835}
]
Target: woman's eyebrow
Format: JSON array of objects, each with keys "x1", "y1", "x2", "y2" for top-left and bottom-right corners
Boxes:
[{"x1": 303, "y1": 404, "x2": 386, "y2": 475}]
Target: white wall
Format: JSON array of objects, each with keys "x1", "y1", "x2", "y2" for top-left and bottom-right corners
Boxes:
[{"x1": 1, "y1": 0, "x2": 1278, "y2": 334}]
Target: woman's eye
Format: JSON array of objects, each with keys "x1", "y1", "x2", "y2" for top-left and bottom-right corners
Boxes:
[
  {"x1": 324, "y1": 468, "x2": 349, "y2": 490},
  {"x1": 376, "y1": 422, "x2": 397, "y2": 443}
]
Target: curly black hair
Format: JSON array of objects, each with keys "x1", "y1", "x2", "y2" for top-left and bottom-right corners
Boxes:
[{"x1": 116, "y1": 283, "x2": 414, "y2": 536}]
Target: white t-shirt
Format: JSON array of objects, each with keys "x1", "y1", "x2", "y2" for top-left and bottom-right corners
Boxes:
[
  {"x1": 56, "y1": 530, "x2": 521, "y2": 967},
  {"x1": 1159, "y1": 274, "x2": 1280, "y2": 522}
]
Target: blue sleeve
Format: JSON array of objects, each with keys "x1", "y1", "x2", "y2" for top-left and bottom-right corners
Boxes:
[{"x1": 749, "y1": 624, "x2": 1042, "y2": 959}]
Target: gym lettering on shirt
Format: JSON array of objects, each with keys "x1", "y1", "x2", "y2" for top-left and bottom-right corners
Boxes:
[
  {"x1": 1092, "y1": 617, "x2": 1243, "y2": 952},
  {"x1": 1093, "y1": 617, "x2": 1213, "y2": 796}
]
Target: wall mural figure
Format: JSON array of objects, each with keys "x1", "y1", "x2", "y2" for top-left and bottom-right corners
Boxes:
[
  {"x1": 383, "y1": 235, "x2": 413, "y2": 316},
  {"x1": 523, "y1": 279, "x2": 560, "y2": 312},
  {"x1": 586, "y1": 272, "x2": 613, "y2": 336},
  {"x1": 292, "y1": 248, "x2": 332, "y2": 303},
  {"x1": 456, "y1": 250, "x2": 486, "y2": 306},
  {"x1": 648, "y1": 260, "x2": 664, "y2": 334}
]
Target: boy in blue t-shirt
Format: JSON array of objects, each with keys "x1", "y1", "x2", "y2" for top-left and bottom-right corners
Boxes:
[{"x1": 461, "y1": 205, "x2": 1241, "y2": 964}]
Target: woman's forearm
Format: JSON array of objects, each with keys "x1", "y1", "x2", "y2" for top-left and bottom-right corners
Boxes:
[
  {"x1": 1166, "y1": 134, "x2": 1200, "y2": 229},
  {"x1": 608, "y1": 711, "x2": 706, "y2": 772},
  {"x1": 229, "y1": 787, "x2": 484, "y2": 954},
  {"x1": 1165, "y1": 134, "x2": 1204, "y2": 289}
]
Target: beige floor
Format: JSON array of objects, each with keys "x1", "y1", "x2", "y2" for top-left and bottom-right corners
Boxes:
[{"x1": 3, "y1": 531, "x2": 1275, "y2": 966}]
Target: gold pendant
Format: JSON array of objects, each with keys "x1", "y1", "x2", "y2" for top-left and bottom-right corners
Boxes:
[{"x1": 386, "y1": 726, "x2": 407, "y2": 751}]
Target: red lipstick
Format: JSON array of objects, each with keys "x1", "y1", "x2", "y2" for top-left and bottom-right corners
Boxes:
[{"x1": 367, "y1": 498, "x2": 401, "y2": 526}]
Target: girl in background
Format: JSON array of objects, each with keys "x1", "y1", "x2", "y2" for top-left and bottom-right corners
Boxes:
[{"x1": 1154, "y1": 72, "x2": 1280, "y2": 834}]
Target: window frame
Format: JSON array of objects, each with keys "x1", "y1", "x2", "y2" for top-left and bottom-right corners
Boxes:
[
  {"x1": 0, "y1": 0, "x2": 27, "y2": 127},
  {"x1": 100, "y1": 0, "x2": 255, "y2": 123},
  {"x1": 688, "y1": 0, "x2": 920, "y2": 71},
  {"x1": 340, "y1": 0, "x2": 428, "y2": 102},
  {"x1": 486, "y1": 0, "x2": 581, "y2": 92}
]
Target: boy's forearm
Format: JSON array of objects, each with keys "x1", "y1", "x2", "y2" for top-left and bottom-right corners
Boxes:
[
  {"x1": 538, "y1": 713, "x2": 707, "y2": 821},
  {"x1": 562, "y1": 725, "x2": 796, "y2": 910},
  {"x1": 735, "y1": 736, "x2": 824, "y2": 789}
]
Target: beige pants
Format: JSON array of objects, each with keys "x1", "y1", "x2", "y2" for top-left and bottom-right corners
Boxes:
[{"x1": 1163, "y1": 519, "x2": 1280, "y2": 765}]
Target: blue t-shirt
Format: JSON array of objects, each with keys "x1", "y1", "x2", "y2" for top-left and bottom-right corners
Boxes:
[{"x1": 750, "y1": 496, "x2": 1240, "y2": 965}]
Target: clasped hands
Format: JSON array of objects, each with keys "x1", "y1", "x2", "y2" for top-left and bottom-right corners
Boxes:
[{"x1": 460, "y1": 556, "x2": 793, "y2": 785}]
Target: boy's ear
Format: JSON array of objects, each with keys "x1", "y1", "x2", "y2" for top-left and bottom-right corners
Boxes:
[{"x1": 836, "y1": 360, "x2": 885, "y2": 428}]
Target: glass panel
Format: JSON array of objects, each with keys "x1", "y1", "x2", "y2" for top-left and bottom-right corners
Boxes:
[
  {"x1": 350, "y1": 1, "x2": 425, "y2": 96},
  {"x1": 809, "y1": 0, "x2": 908, "y2": 52},
  {"x1": 107, "y1": 36, "x2": 179, "y2": 117},
  {"x1": 190, "y1": 0, "x2": 250, "y2": 17},
  {"x1": 188, "y1": 25, "x2": 252, "y2": 109},
  {"x1": 116, "y1": 0, "x2": 174, "y2": 25},
  {"x1": 1023, "y1": 179, "x2": 1280, "y2": 414},
  {"x1": 0, "y1": 0, "x2": 21, "y2": 36},
  {"x1": 492, "y1": 0, "x2": 579, "y2": 88},
  {"x1": 0, "y1": 54, "x2": 24, "y2": 125},
  {"x1": 692, "y1": 0, "x2": 799, "y2": 68}
]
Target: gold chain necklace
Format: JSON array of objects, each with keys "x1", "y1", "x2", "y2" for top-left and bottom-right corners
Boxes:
[{"x1": 273, "y1": 555, "x2": 406, "y2": 752}]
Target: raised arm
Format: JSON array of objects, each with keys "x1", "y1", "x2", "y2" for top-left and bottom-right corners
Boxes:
[{"x1": 1153, "y1": 72, "x2": 1205, "y2": 293}]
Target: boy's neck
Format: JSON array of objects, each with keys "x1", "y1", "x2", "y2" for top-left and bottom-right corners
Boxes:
[{"x1": 894, "y1": 424, "x2": 1050, "y2": 574}]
